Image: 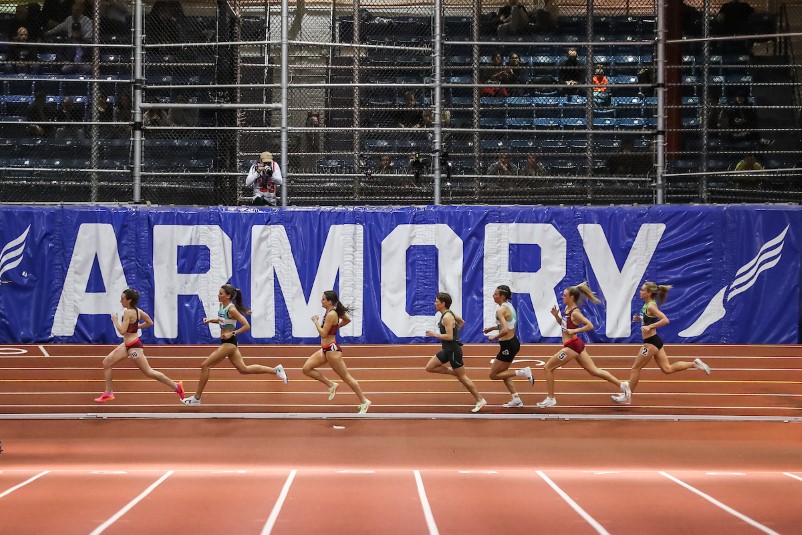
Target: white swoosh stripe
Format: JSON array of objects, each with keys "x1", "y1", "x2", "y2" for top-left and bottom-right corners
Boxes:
[
  {"x1": 727, "y1": 254, "x2": 782, "y2": 301},
  {"x1": 0, "y1": 256, "x2": 24, "y2": 279},
  {"x1": 0, "y1": 242, "x2": 26, "y2": 271},
  {"x1": 678, "y1": 286, "x2": 727, "y2": 337},
  {"x1": 732, "y1": 225, "x2": 788, "y2": 279},
  {"x1": 0, "y1": 225, "x2": 30, "y2": 259},
  {"x1": 729, "y1": 242, "x2": 783, "y2": 292}
]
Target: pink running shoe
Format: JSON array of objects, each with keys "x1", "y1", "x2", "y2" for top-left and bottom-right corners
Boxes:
[
  {"x1": 94, "y1": 392, "x2": 115, "y2": 403},
  {"x1": 175, "y1": 381, "x2": 186, "y2": 400}
]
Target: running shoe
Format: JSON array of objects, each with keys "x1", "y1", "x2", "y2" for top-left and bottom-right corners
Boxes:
[
  {"x1": 694, "y1": 358, "x2": 711, "y2": 375},
  {"x1": 503, "y1": 397, "x2": 524, "y2": 408},
  {"x1": 620, "y1": 380, "x2": 632, "y2": 401},
  {"x1": 358, "y1": 399, "x2": 372, "y2": 414},
  {"x1": 328, "y1": 382, "x2": 339, "y2": 401},
  {"x1": 175, "y1": 381, "x2": 186, "y2": 400},
  {"x1": 521, "y1": 366, "x2": 534, "y2": 386},
  {"x1": 181, "y1": 396, "x2": 201, "y2": 406},
  {"x1": 536, "y1": 397, "x2": 557, "y2": 408},
  {"x1": 94, "y1": 392, "x2": 115, "y2": 403},
  {"x1": 471, "y1": 398, "x2": 487, "y2": 413},
  {"x1": 275, "y1": 364, "x2": 288, "y2": 384},
  {"x1": 611, "y1": 393, "x2": 631, "y2": 405}
]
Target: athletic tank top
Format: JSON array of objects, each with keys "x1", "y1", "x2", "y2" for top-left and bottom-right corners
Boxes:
[
  {"x1": 563, "y1": 307, "x2": 579, "y2": 330},
  {"x1": 438, "y1": 310, "x2": 461, "y2": 349},
  {"x1": 218, "y1": 303, "x2": 236, "y2": 330},
  {"x1": 321, "y1": 310, "x2": 338, "y2": 336},
  {"x1": 497, "y1": 301, "x2": 517, "y2": 330},
  {"x1": 126, "y1": 309, "x2": 140, "y2": 333},
  {"x1": 641, "y1": 300, "x2": 659, "y2": 326}
]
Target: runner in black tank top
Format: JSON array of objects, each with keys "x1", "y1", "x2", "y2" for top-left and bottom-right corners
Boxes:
[
  {"x1": 425, "y1": 292, "x2": 487, "y2": 413},
  {"x1": 612, "y1": 282, "x2": 711, "y2": 405}
]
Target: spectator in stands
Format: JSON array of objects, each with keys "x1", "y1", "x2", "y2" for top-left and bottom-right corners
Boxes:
[
  {"x1": 96, "y1": 91, "x2": 114, "y2": 122},
  {"x1": 112, "y1": 91, "x2": 132, "y2": 137},
  {"x1": 482, "y1": 53, "x2": 513, "y2": 97},
  {"x1": 531, "y1": 0, "x2": 559, "y2": 33},
  {"x1": 145, "y1": 0, "x2": 187, "y2": 45},
  {"x1": 592, "y1": 64, "x2": 610, "y2": 107},
  {"x1": 54, "y1": 96, "x2": 85, "y2": 139},
  {"x1": 44, "y1": 0, "x2": 92, "y2": 40},
  {"x1": 26, "y1": 91, "x2": 54, "y2": 137},
  {"x1": 7, "y1": 26, "x2": 40, "y2": 75},
  {"x1": 58, "y1": 22, "x2": 91, "y2": 74},
  {"x1": 681, "y1": 0, "x2": 703, "y2": 36},
  {"x1": 721, "y1": 91, "x2": 773, "y2": 146},
  {"x1": 99, "y1": 0, "x2": 130, "y2": 34},
  {"x1": 716, "y1": 0, "x2": 754, "y2": 36},
  {"x1": 735, "y1": 152, "x2": 763, "y2": 171},
  {"x1": 734, "y1": 152, "x2": 764, "y2": 189},
  {"x1": 245, "y1": 151, "x2": 283, "y2": 206},
  {"x1": 167, "y1": 93, "x2": 198, "y2": 127},
  {"x1": 559, "y1": 47, "x2": 582, "y2": 97},
  {"x1": 521, "y1": 153, "x2": 547, "y2": 176},
  {"x1": 305, "y1": 111, "x2": 322, "y2": 153},
  {"x1": 42, "y1": 0, "x2": 75, "y2": 31},
  {"x1": 506, "y1": 52, "x2": 525, "y2": 95},
  {"x1": 637, "y1": 65, "x2": 656, "y2": 98},
  {"x1": 377, "y1": 154, "x2": 395, "y2": 174},
  {"x1": 497, "y1": 0, "x2": 529, "y2": 37},
  {"x1": 143, "y1": 106, "x2": 170, "y2": 128},
  {"x1": 397, "y1": 91, "x2": 421, "y2": 128},
  {"x1": 487, "y1": 152, "x2": 518, "y2": 176},
  {"x1": 7, "y1": 4, "x2": 44, "y2": 42}
]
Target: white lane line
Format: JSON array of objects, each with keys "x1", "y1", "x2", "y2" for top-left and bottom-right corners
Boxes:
[
  {"x1": 261, "y1": 469, "x2": 297, "y2": 535},
  {"x1": 37, "y1": 345, "x2": 49, "y2": 357},
  {"x1": 536, "y1": 470, "x2": 610, "y2": 535},
  {"x1": 659, "y1": 471, "x2": 781, "y2": 535},
  {"x1": 0, "y1": 470, "x2": 49, "y2": 498},
  {"x1": 783, "y1": 472, "x2": 802, "y2": 483},
  {"x1": 89, "y1": 470, "x2": 173, "y2": 535},
  {"x1": 413, "y1": 470, "x2": 440, "y2": 535}
]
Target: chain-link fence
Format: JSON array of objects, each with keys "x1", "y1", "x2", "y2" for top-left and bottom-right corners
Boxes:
[{"x1": 0, "y1": 0, "x2": 800, "y2": 205}]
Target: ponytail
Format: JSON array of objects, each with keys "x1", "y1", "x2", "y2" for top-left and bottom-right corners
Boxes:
[
  {"x1": 324, "y1": 290, "x2": 352, "y2": 317},
  {"x1": 567, "y1": 282, "x2": 601, "y2": 304},
  {"x1": 643, "y1": 281, "x2": 672, "y2": 304},
  {"x1": 222, "y1": 284, "x2": 251, "y2": 315}
]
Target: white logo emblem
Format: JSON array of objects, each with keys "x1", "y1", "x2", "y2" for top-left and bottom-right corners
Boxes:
[
  {"x1": 0, "y1": 225, "x2": 30, "y2": 282},
  {"x1": 680, "y1": 225, "x2": 789, "y2": 337}
]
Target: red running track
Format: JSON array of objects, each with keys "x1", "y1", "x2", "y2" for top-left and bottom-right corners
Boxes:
[
  {"x1": 0, "y1": 343, "x2": 800, "y2": 417},
  {"x1": 0, "y1": 419, "x2": 801, "y2": 534}
]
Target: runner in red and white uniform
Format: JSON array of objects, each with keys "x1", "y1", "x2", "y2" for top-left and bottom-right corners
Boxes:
[
  {"x1": 302, "y1": 290, "x2": 371, "y2": 414},
  {"x1": 536, "y1": 282, "x2": 628, "y2": 409},
  {"x1": 94, "y1": 288, "x2": 185, "y2": 403}
]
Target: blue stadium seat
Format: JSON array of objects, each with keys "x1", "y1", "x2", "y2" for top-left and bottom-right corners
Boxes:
[
  {"x1": 509, "y1": 138, "x2": 538, "y2": 151},
  {"x1": 480, "y1": 139, "x2": 507, "y2": 152},
  {"x1": 534, "y1": 117, "x2": 560, "y2": 129},
  {"x1": 505, "y1": 117, "x2": 533, "y2": 129}
]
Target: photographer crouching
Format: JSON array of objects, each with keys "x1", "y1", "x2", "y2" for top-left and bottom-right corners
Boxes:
[{"x1": 245, "y1": 151, "x2": 284, "y2": 206}]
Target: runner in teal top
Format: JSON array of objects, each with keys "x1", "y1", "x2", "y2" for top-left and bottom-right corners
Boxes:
[
  {"x1": 181, "y1": 284, "x2": 288, "y2": 406},
  {"x1": 483, "y1": 285, "x2": 533, "y2": 408},
  {"x1": 612, "y1": 281, "x2": 711, "y2": 405}
]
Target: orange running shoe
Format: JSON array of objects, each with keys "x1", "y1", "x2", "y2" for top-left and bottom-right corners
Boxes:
[
  {"x1": 175, "y1": 381, "x2": 186, "y2": 399},
  {"x1": 94, "y1": 392, "x2": 115, "y2": 403}
]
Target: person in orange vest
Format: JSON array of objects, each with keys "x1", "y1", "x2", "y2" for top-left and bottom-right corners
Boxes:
[{"x1": 592, "y1": 64, "x2": 611, "y2": 106}]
